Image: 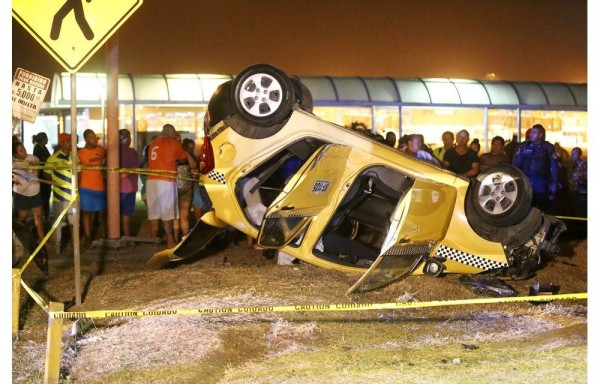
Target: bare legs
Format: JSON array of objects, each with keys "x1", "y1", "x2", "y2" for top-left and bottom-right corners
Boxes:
[
  {"x1": 18, "y1": 207, "x2": 45, "y2": 244},
  {"x1": 82, "y1": 211, "x2": 92, "y2": 245},
  {"x1": 149, "y1": 219, "x2": 160, "y2": 240},
  {"x1": 150, "y1": 218, "x2": 176, "y2": 248},
  {"x1": 121, "y1": 214, "x2": 131, "y2": 237},
  {"x1": 162, "y1": 219, "x2": 176, "y2": 248},
  {"x1": 193, "y1": 206, "x2": 203, "y2": 224},
  {"x1": 82, "y1": 210, "x2": 106, "y2": 245},
  {"x1": 178, "y1": 199, "x2": 191, "y2": 240}
]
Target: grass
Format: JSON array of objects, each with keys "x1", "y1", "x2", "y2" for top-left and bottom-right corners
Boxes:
[
  {"x1": 217, "y1": 320, "x2": 587, "y2": 384},
  {"x1": 13, "y1": 210, "x2": 588, "y2": 383},
  {"x1": 50, "y1": 314, "x2": 586, "y2": 384}
]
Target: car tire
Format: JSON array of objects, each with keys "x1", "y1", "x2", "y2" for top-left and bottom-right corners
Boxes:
[
  {"x1": 291, "y1": 77, "x2": 313, "y2": 113},
  {"x1": 230, "y1": 64, "x2": 295, "y2": 127},
  {"x1": 467, "y1": 164, "x2": 532, "y2": 227},
  {"x1": 206, "y1": 80, "x2": 235, "y2": 128}
]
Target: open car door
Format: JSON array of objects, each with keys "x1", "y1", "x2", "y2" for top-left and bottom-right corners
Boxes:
[
  {"x1": 347, "y1": 179, "x2": 457, "y2": 293},
  {"x1": 257, "y1": 144, "x2": 358, "y2": 248}
]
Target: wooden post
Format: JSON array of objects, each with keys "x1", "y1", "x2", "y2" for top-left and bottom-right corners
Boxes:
[
  {"x1": 44, "y1": 301, "x2": 64, "y2": 384},
  {"x1": 106, "y1": 34, "x2": 121, "y2": 240},
  {"x1": 12, "y1": 269, "x2": 21, "y2": 339}
]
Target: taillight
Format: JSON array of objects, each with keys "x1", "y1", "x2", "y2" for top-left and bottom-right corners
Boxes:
[{"x1": 199, "y1": 135, "x2": 215, "y2": 174}]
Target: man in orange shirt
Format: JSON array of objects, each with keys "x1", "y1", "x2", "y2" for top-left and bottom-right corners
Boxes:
[
  {"x1": 147, "y1": 124, "x2": 197, "y2": 248},
  {"x1": 78, "y1": 129, "x2": 107, "y2": 247}
]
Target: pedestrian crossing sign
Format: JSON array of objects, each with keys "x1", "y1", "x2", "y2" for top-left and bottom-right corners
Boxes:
[{"x1": 12, "y1": 0, "x2": 143, "y2": 73}]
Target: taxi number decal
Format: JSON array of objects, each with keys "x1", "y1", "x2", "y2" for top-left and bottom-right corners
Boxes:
[{"x1": 311, "y1": 179, "x2": 331, "y2": 193}]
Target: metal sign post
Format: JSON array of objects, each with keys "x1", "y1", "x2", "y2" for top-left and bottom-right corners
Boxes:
[{"x1": 70, "y1": 74, "x2": 82, "y2": 306}]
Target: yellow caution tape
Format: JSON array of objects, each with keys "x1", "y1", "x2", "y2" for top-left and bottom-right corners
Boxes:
[
  {"x1": 49, "y1": 292, "x2": 587, "y2": 319},
  {"x1": 13, "y1": 163, "x2": 590, "y2": 214},
  {"x1": 13, "y1": 195, "x2": 78, "y2": 277},
  {"x1": 13, "y1": 164, "x2": 198, "y2": 182},
  {"x1": 20, "y1": 280, "x2": 49, "y2": 314},
  {"x1": 554, "y1": 215, "x2": 588, "y2": 221}
]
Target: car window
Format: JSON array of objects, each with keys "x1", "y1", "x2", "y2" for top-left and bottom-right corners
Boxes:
[
  {"x1": 234, "y1": 138, "x2": 327, "y2": 228},
  {"x1": 257, "y1": 144, "x2": 355, "y2": 248}
]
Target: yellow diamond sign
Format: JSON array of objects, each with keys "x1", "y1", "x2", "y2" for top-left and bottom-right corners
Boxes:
[{"x1": 13, "y1": 0, "x2": 143, "y2": 73}]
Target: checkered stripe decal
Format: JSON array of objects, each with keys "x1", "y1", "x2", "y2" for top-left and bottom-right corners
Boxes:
[
  {"x1": 206, "y1": 170, "x2": 226, "y2": 184},
  {"x1": 435, "y1": 245, "x2": 508, "y2": 270}
]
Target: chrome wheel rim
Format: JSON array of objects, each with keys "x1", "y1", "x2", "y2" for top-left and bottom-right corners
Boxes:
[
  {"x1": 477, "y1": 172, "x2": 518, "y2": 215},
  {"x1": 238, "y1": 73, "x2": 283, "y2": 118}
]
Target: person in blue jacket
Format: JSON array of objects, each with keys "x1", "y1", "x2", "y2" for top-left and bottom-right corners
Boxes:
[{"x1": 513, "y1": 124, "x2": 561, "y2": 210}]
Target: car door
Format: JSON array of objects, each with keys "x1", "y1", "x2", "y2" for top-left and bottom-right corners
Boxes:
[
  {"x1": 347, "y1": 179, "x2": 457, "y2": 293},
  {"x1": 256, "y1": 143, "x2": 358, "y2": 248}
]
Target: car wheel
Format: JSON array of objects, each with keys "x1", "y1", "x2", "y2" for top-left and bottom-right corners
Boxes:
[
  {"x1": 467, "y1": 164, "x2": 532, "y2": 227},
  {"x1": 206, "y1": 80, "x2": 234, "y2": 128},
  {"x1": 291, "y1": 77, "x2": 313, "y2": 113},
  {"x1": 231, "y1": 64, "x2": 294, "y2": 127}
]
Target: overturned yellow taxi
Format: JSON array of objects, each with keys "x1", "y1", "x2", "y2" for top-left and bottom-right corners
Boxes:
[{"x1": 149, "y1": 64, "x2": 565, "y2": 293}]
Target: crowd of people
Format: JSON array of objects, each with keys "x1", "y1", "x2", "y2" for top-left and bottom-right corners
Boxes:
[
  {"x1": 12, "y1": 122, "x2": 587, "y2": 256},
  {"x1": 359, "y1": 123, "x2": 587, "y2": 219},
  {"x1": 12, "y1": 124, "x2": 211, "y2": 254}
]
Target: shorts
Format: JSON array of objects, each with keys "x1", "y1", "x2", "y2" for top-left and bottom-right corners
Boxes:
[
  {"x1": 147, "y1": 179, "x2": 179, "y2": 221},
  {"x1": 192, "y1": 184, "x2": 212, "y2": 210},
  {"x1": 13, "y1": 192, "x2": 42, "y2": 211},
  {"x1": 120, "y1": 192, "x2": 136, "y2": 216},
  {"x1": 53, "y1": 199, "x2": 77, "y2": 225},
  {"x1": 192, "y1": 184, "x2": 203, "y2": 209},
  {"x1": 80, "y1": 188, "x2": 107, "y2": 212},
  {"x1": 178, "y1": 186, "x2": 193, "y2": 203}
]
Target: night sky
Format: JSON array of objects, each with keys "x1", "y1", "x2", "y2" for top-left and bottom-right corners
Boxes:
[{"x1": 12, "y1": 0, "x2": 587, "y2": 83}]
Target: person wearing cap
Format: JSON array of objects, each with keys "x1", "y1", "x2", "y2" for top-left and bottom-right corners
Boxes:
[
  {"x1": 45, "y1": 132, "x2": 76, "y2": 246},
  {"x1": 78, "y1": 129, "x2": 107, "y2": 247},
  {"x1": 118, "y1": 129, "x2": 140, "y2": 237}
]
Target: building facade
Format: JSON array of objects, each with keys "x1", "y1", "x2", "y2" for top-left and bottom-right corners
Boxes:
[{"x1": 19, "y1": 72, "x2": 587, "y2": 158}]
